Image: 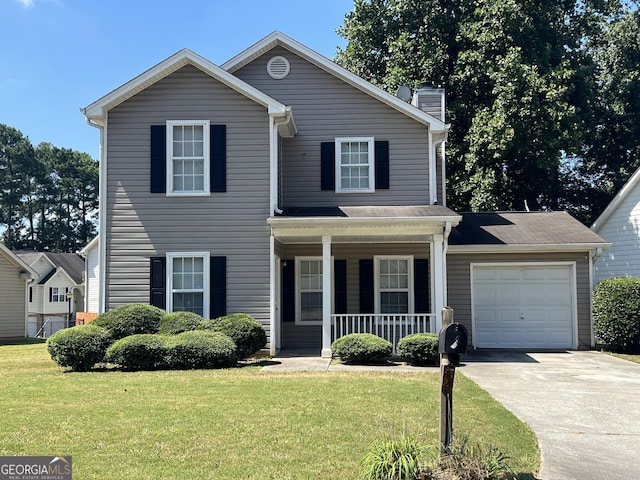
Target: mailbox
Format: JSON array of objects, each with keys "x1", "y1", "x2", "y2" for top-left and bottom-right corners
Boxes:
[{"x1": 439, "y1": 323, "x2": 468, "y2": 355}]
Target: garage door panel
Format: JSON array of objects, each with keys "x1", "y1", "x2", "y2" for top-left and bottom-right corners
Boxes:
[{"x1": 473, "y1": 265, "x2": 575, "y2": 349}]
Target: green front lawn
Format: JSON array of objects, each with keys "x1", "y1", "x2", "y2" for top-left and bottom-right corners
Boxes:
[
  {"x1": 0, "y1": 342, "x2": 538, "y2": 479},
  {"x1": 604, "y1": 351, "x2": 640, "y2": 365}
]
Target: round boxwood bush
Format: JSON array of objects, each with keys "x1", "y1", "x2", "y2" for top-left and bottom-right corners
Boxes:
[
  {"x1": 158, "y1": 311, "x2": 203, "y2": 335},
  {"x1": 105, "y1": 334, "x2": 169, "y2": 370},
  {"x1": 397, "y1": 333, "x2": 440, "y2": 366},
  {"x1": 46, "y1": 324, "x2": 111, "y2": 372},
  {"x1": 331, "y1": 333, "x2": 392, "y2": 364},
  {"x1": 165, "y1": 331, "x2": 237, "y2": 369},
  {"x1": 593, "y1": 277, "x2": 640, "y2": 353},
  {"x1": 92, "y1": 303, "x2": 165, "y2": 340},
  {"x1": 198, "y1": 313, "x2": 267, "y2": 359}
]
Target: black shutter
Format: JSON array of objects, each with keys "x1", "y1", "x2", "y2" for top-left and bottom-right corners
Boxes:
[
  {"x1": 414, "y1": 258, "x2": 429, "y2": 313},
  {"x1": 210, "y1": 125, "x2": 226, "y2": 192},
  {"x1": 49, "y1": 287, "x2": 53, "y2": 303},
  {"x1": 210, "y1": 256, "x2": 226, "y2": 318},
  {"x1": 320, "y1": 142, "x2": 335, "y2": 190},
  {"x1": 150, "y1": 257, "x2": 166, "y2": 309},
  {"x1": 282, "y1": 260, "x2": 295, "y2": 322},
  {"x1": 359, "y1": 259, "x2": 374, "y2": 314},
  {"x1": 150, "y1": 125, "x2": 166, "y2": 193},
  {"x1": 334, "y1": 259, "x2": 347, "y2": 314},
  {"x1": 375, "y1": 140, "x2": 389, "y2": 189}
]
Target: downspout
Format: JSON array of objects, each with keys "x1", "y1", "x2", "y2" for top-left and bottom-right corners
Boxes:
[
  {"x1": 84, "y1": 115, "x2": 106, "y2": 313},
  {"x1": 428, "y1": 130, "x2": 437, "y2": 205},
  {"x1": 270, "y1": 108, "x2": 293, "y2": 216}
]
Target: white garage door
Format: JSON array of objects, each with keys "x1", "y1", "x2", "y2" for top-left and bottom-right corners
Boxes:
[{"x1": 472, "y1": 264, "x2": 575, "y2": 349}]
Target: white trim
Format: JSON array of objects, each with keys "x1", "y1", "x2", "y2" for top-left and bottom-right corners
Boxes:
[
  {"x1": 295, "y1": 256, "x2": 333, "y2": 326},
  {"x1": 82, "y1": 48, "x2": 288, "y2": 121},
  {"x1": 591, "y1": 166, "x2": 640, "y2": 232},
  {"x1": 269, "y1": 235, "x2": 278, "y2": 355},
  {"x1": 335, "y1": 137, "x2": 375, "y2": 193},
  {"x1": 166, "y1": 120, "x2": 210, "y2": 196},
  {"x1": 0, "y1": 243, "x2": 37, "y2": 278},
  {"x1": 222, "y1": 31, "x2": 448, "y2": 132},
  {"x1": 448, "y1": 243, "x2": 609, "y2": 254},
  {"x1": 374, "y1": 255, "x2": 415, "y2": 315},
  {"x1": 166, "y1": 252, "x2": 211, "y2": 318},
  {"x1": 469, "y1": 261, "x2": 578, "y2": 349}
]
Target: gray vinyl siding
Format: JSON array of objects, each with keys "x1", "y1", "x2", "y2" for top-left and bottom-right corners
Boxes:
[
  {"x1": 234, "y1": 47, "x2": 432, "y2": 207},
  {"x1": 105, "y1": 65, "x2": 272, "y2": 336},
  {"x1": 280, "y1": 243, "x2": 430, "y2": 348},
  {"x1": 446, "y1": 252, "x2": 592, "y2": 349},
  {"x1": 0, "y1": 254, "x2": 26, "y2": 337}
]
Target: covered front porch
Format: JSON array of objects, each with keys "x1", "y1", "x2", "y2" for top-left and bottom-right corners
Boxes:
[{"x1": 268, "y1": 206, "x2": 461, "y2": 357}]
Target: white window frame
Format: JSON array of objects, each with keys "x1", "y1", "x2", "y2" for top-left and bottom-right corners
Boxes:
[
  {"x1": 166, "y1": 120, "x2": 210, "y2": 196},
  {"x1": 295, "y1": 256, "x2": 333, "y2": 326},
  {"x1": 167, "y1": 252, "x2": 210, "y2": 318},
  {"x1": 374, "y1": 255, "x2": 414, "y2": 315},
  {"x1": 335, "y1": 137, "x2": 375, "y2": 193},
  {"x1": 50, "y1": 287, "x2": 68, "y2": 303}
]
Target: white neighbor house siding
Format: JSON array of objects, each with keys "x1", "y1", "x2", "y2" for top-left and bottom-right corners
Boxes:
[{"x1": 593, "y1": 180, "x2": 640, "y2": 282}]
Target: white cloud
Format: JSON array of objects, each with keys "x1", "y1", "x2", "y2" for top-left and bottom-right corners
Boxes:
[{"x1": 17, "y1": 0, "x2": 35, "y2": 7}]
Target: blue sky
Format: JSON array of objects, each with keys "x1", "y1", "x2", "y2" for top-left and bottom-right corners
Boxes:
[{"x1": 0, "y1": 0, "x2": 352, "y2": 158}]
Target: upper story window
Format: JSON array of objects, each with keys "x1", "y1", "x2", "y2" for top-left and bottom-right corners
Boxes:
[
  {"x1": 335, "y1": 137, "x2": 374, "y2": 193},
  {"x1": 167, "y1": 120, "x2": 210, "y2": 195}
]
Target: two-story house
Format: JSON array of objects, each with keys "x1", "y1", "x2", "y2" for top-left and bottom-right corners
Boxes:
[
  {"x1": 82, "y1": 32, "x2": 608, "y2": 355},
  {"x1": 16, "y1": 251, "x2": 85, "y2": 337}
]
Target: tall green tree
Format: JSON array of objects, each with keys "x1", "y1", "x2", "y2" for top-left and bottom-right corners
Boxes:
[{"x1": 336, "y1": 0, "x2": 635, "y2": 220}]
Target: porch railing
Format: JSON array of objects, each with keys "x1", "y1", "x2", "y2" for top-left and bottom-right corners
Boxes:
[{"x1": 332, "y1": 314, "x2": 435, "y2": 354}]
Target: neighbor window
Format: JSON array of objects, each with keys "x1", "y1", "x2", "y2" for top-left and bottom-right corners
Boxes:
[
  {"x1": 167, "y1": 252, "x2": 210, "y2": 317},
  {"x1": 50, "y1": 287, "x2": 68, "y2": 303},
  {"x1": 335, "y1": 137, "x2": 374, "y2": 192},
  {"x1": 375, "y1": 256, "x2": 413, "y2": 314},
  {"x1": 296, "y1": 257, "x2": 325, "y2": 325},
  {"x1": 167, "y1": 120, "x2": 210, "y2": 195}
]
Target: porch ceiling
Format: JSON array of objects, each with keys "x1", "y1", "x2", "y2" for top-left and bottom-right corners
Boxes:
[{"x1": 268, "y1": 205, "x2": 462, "y2": 244}]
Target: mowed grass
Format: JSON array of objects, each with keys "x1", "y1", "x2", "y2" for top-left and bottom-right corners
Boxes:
[
  {"x1": 0, "y1": 342, "x2": 538, "y2": 479},
  {"x1": 604, "y1": 351, "x2": 640, "y2": 365}
]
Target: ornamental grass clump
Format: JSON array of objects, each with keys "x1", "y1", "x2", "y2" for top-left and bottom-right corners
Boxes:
[
  {"x1": 331, "y1": 333, "x2": 392, "y2": 364},
  {"x1": 362, "y1": 434, "x2": 428, "y2": 480}
]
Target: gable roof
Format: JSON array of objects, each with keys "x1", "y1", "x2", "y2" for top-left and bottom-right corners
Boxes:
[
  {"x1": 82, "y1": 48, "x2": 291, "y2": 125},
  {"x1": 591, "y1": 166, "x2": 640, "y2": 232},
  {"x1": 0, "y1": 244, "x2": 37, "y2": 278},
  {"x1": 449, "y1": 211, "x2": 610, "y2": 252},
  {"x1": 222, "y1": 31, "x2": 448, "y2": 132},
  {"x1": 15, "y1": 251, "x2": 85, "y2": 285}
]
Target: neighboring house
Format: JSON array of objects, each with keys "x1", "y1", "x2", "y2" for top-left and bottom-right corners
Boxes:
[
  {"x1": 79, "y1": 236, "x2": 100, "y2": 319},
  {"x1": 591, "y1": 167, "x2": 640, "y2": 283},
  {"x1": 0, "y1": 243, "x2": 37, "y2": 338},
  {"x1": 15, "y1": 251, "x2": 85, "y2": 337},
  {"x1": 81, "y1": 31, "x2": 608, "y2": 355}
]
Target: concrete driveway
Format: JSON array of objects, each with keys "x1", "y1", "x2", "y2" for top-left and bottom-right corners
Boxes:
[{"x1": 460, "y1": 350, "x2": 640, "y2": 480}]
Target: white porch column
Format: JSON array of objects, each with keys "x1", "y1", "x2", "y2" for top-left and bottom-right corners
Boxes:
[
  {"x1": 321, "y1": 235, "x2": 333, "y2": 358},
  {"x1": 269, "y1": 234, "x2": 278, "y2": 356},
  {"x1": 431, "y1": 233, "x2": 445, "y2": 332}
]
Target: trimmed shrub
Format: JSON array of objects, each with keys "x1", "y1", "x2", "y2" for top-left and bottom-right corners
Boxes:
[
  {"x1": 165, "y1": 331, "x2": 237, "y2": 369},
  {"x1": 397, "y1": 333, "x2": 439, "y2": 366},
  {"x1": 593, "y1": 277, "x2": 640, "y2": 353},
  {"x1": 105, "y1": 334, "x2": 169, "y2": 370},
  {"x1": 158, "y1": 311, "x2": 203, "y2": 335},
  {"x1": 331, "y1": 333, "x2": 392, "y2": 364},
  {"x1": 92, "y1": 303, "x2": 165, "y2": 340},
  {"x1": 198, "y1": 313, "x2": 267, "y2": 359},
  {"x1": 46, "y1": 324, "x2": 111, "y2": 372}
]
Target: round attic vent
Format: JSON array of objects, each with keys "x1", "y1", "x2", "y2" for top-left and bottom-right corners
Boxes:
[{"x1": 267, "y1": 56, "x2": 290, "y2": 79}]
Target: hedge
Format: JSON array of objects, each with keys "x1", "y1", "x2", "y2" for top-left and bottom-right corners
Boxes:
[
  {"x1": 593, "y1": 277, "x2": 640, "y2": 353},
  {"x1": 198, "y1": 313, "x2": 267, "y2": 359},
  {"x1": 92, "y1": 303, "x2": 165, "y2": 340},
  {"x1": 46, "y1": 324, "x2": 111, "y2": 372},
  {"x1": 166, "y1": 331, "x2": 237, "y2": 369},
  {"x1": 105, "y1": 334, "x2": 168, "y2": 370},
  {"x1": 158, "y1": 311, "x2": 204, "y2": 335},
  {"x1": 397, "y1": 333, "x2": 440, "y2": 366},
  {"x1": 331, "y1": 333, "x2": 392, "y2": 364}
]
